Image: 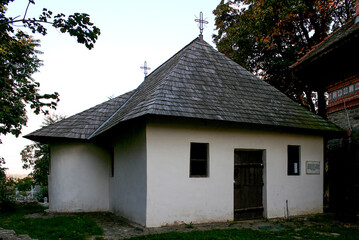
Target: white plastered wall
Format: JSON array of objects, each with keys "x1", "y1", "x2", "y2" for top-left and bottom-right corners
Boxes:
[
  {"x1": 145, "y1": 120, "x2": 324, "y2": 227},
  {"x1": 109, "y1": 124, "x2": 147, "y2": 226},
  {"x1": 49, "y1": 142, "x2": 110, "y2": 212}
]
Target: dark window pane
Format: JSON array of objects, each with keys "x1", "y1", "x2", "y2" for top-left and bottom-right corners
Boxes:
[
  {"x1": 191, "y1": 160, "x2": 207, "y2": 176},
  {"x1": 288, "y1": 145, "x2": 300, "y2": 175},
  {"x1": 190, "y1": 143, "x2": 208, "y2": 160},
  {"x1": 190, "y1": 143, "x2": 208, "y2": 177}
]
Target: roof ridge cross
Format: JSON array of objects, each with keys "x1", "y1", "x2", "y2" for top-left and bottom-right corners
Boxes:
[
  {"x1": 140, "y1": 61, "x2": 151, "y2": 77},
  {"x1": 194, "y1": 11, "x2": 208, "y2": 39}
]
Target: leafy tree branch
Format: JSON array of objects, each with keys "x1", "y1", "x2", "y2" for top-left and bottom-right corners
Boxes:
[
  {"x1": 213, "y1": 0, "x2": 356, "y2": 117},
  {"x1": 0, "y1": 0, "x2": 100, "y2": 193},
  {"x1": 1, "y1": 0, "x2": 100, "y2": 139},
  {"x1": 21, "y1": 114, "x2": 65, "y2": 186}
]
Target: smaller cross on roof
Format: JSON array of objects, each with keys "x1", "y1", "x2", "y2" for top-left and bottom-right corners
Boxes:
[
  {"x1": 194, "y1": 11, "x2": 208, "y2": 39},
  {"x1": 140, "y1": 61, "x2": 151, "y2": 77}
]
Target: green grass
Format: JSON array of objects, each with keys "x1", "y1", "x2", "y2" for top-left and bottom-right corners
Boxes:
[
  {"x1": 0, "y1": 202, "x2": 103, "y2": 240},
  {"x1": 125, "y1": 215, "x2": 359, "y2": 240},
  {"x1": 124, "y1": 227, "x2": 359, "y2": 240},
  {"x1": 1, "y1": 204, "x2": 358, "y2": 240}
]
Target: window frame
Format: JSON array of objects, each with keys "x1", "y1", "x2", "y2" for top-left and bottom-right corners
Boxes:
[
  {"x1": 189, "y1": 142, "x2": 209, "y2": 178},
  {"x1": 287, "y1": 145, "x2": 300, "y2": 176}
]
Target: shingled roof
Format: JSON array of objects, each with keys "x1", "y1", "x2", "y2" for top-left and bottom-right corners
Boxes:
[
  {"x1": 291, "y1": 18, "x2": 359, "y2": 70},
  {"x1": 26, "y1": 37, "x2": 342, "y2": 142},
  {"x1": 26, "y1": 90, "x2": 135, "y2": 141}
]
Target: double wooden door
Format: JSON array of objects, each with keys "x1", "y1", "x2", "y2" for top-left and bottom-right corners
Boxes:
[{"x1": 234, "y1": 150, "x2": 264, "y2": 220}]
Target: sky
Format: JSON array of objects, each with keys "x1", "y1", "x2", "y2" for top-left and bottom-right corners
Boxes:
[{"x1": 2, "y1": 0, "x2": 222, "y2": 175}]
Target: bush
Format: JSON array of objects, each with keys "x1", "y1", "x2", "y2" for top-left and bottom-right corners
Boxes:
[
  {"x1": 0, "y1": 176, "x2": 16, "y2": 212},
  {"x1": 15, "y1": 177, "x2": 35, "y2": 191},
  {"x1": 35, "y1": 186, "x2": 48, "y2": 202},
  {"x1": 0, "y1": 197, "x2": 16, "y2": 212}
]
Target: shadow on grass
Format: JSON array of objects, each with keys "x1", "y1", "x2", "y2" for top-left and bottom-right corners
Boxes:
[{"x1": 0, "y1": 202, "x2": 103, "y2": 240}]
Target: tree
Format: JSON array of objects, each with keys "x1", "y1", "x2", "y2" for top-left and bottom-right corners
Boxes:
[
  {"x1": 0, "y1": 0, "x2": 100, "y2": 140},
  {"x1": 15, "y1": 176, "x2": 34, "y2": 191},
  {"x1": 0, "y1": 0, "x2": 100, "y2": 208},
  {"x1": 21, "y1": 114, "x2": 64, "y2": 186},
  {"x1": 0, "y1": 146, "x2": 15, "y2": 211},
  {"x1": 21, "y1": 142, "x2": 49, "y2": 186},
  {"x1": 213, "y1": 0, "x2": 356, "y2": 117}
]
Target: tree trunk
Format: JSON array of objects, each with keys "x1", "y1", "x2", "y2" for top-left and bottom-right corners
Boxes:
[
  {"x1": 317, "y1": 89, "x2": 327, "y2": 119},
  {"x1": 306, "y1": 90, "x2": 316, "y2": 113}
]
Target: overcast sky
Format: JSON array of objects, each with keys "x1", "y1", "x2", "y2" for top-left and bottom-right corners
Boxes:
[{"x1": 2, "y1": 0, "x2": 221, "y2": 175}]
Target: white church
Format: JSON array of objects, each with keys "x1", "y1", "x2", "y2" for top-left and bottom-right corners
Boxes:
[{"x1": 26, "y1": 32, "x2": 343, "y2": 227}]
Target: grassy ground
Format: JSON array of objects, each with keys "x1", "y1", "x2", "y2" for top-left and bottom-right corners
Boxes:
[
  {"x1": 125, "y1": 227, "x2": 358, "y2": 240},
  {"x1": 125, "y1": 214, "x2": 359, "y2": 240},
  {"x1": 0, "y1": 203, "x2": 358, "y2": 240},
  {"x1": 0, "y1": 202, "x2": 103, "y2": 240}
]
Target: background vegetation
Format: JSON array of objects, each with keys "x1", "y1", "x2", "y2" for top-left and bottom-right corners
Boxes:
[{"x1": 213, "y1": 0, "x2": 356, "y2": 117}]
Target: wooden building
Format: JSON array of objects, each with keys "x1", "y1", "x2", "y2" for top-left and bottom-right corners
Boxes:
[{"x1": 291, "y1": 9, "x2": 359, "y2": 220}]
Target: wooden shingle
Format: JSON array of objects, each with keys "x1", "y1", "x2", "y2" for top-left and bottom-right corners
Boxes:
[{"x1": 26, "y1": 38, "x2": 342, "y2": 142}]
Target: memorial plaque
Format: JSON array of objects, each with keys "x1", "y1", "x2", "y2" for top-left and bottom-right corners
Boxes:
[{"x1": 306, "y1": 161, "x2": 320, "y2": 175}]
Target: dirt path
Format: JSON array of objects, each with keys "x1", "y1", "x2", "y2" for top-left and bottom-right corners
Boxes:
[{"x1": 86, "y1": 212, "x2": 299, "y2": 240}]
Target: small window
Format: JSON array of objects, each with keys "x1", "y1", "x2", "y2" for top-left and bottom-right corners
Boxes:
[
  {"x1": 288, "y1": 145, "x2": 300, "y2": 175},
  {"x1": 190, "y1": 143, "x2": 209, "y2": 177}
]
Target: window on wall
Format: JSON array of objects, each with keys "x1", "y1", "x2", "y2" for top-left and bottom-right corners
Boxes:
[
  {"x1": 288, "y1": 145, "x2": 300, "y2": 175},
  {"x1": 190, "y1": 142, "x2": 209, "y2": 177}
]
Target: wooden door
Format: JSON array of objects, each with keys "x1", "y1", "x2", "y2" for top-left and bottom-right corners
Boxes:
[{"x1": 234, "y1": 150, "x2": 264, "y2": 220}]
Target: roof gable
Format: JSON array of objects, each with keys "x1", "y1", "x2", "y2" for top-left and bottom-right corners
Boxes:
[
  {"x1": 26, "y1": 90, "x2": 135, "y2": 141},
  {"x1": 26, "y1": 37, "x2": 342, "y2": 142}
]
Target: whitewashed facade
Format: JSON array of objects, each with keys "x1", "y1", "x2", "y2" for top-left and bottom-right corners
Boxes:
[
  {"x1": 49, "y1": 119, "x2": 324, "y2": 227},
  {"x1": 30, "y1": 37, "x2": 340, "y2": 228},
  {"x1": 49, "y1": 142, "x2": 110, "y2": 212}
]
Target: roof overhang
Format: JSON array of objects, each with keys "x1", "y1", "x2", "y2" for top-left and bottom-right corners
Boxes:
[{"x1": 291, "y1": 19, "x2": 359, "y2": 89}]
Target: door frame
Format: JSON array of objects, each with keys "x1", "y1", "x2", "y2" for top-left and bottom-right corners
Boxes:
[{"x1": 233, "y1": 149, "x2": 267, "y2": 220}]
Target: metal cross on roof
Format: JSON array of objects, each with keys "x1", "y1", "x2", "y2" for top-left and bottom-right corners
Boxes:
[
  {"x1": 194, "y1": 11, "x2": 208, "y2": 39},
  {"x1": 140, "y1": 61, "x2": 151, "y2": 77}
]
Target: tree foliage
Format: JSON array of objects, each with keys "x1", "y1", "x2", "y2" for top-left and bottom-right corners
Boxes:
[
  {"x1": 213, "y1": 0, "x2": 356, "y2": 117},
  {"x1": 0, "y1": 0, "x2": 100, "y2": 139},
  {"x1": 21, "y1": 114, "x2": 64, "y2": 186},
  {"x1": 21, "y1": 142, "x2": 49, "y2": 186},
  {"x1": 0, "y1": 0, "x2": 100, "y2": 206},
  {"x1": 15, "y1": 176, "x2": 34, "y2": 191},
  {"x1": 0, "y1": 147, "x2": 15, "y2": 211}
]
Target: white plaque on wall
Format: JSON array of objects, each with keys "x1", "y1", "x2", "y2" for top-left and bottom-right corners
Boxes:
[{"x1": 306, "y1": 161, "x2": 320, "y2": 175}]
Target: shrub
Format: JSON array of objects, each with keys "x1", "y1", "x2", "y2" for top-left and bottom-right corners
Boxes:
[
  {"x1": 35, "y1": 186, "x2": 48, "y2": 202},
  {"x1": 15, "y1": 177, "x2": 35, "y2": 191}
]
